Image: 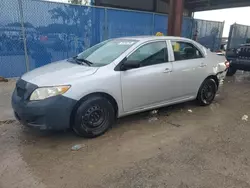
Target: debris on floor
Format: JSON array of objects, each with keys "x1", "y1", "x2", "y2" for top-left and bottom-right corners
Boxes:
[
  {"x1": 0, "y1": 76, "x2": 8, "y2": 82},
  {"x1": 167, "y1": 121, "x2": 182, "y2": 127},
  {"x1": 150, "y1": 110, "x2": 158, "y2": 116},
  {"x1": 0, "y1": 120, "x2": 16, "y2": 125},
  {"x1": 242, "y1": 115, "x2": 249, "y2": 121},
  {"x1": 148, "y1": 110, "x2": 159, "y2": 123},
  {"x1": 210, "y1": 103, "x2": 220, "y2": 112},
  {"x1": 148, "y1": 117, "x2": 158, "y2": 123},
  {"x1": 188, "y1": 109, "x2": 193, "y2": 113},
  {"x1": 71, "y1": 144, "x2": 83, "y2": 151}
]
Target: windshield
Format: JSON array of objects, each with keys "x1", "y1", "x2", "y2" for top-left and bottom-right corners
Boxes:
[{"x1": 76, "y1": 39, "x2": 138, "y2": 67}]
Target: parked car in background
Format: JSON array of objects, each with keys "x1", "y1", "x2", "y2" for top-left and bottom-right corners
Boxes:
[
  {"x1": 226, "y1": 43, "x2": 250, "y2": 76},
  {"x1": 12, "y1": 36, "x2": 228, "y2": 138}
]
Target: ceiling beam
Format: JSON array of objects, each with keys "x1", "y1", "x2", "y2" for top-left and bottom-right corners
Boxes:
[{"x1": 186, "y1": 1, "x2": 250, "y2": 11}]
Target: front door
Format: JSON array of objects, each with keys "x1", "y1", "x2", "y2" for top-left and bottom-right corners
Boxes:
[{"x1": 120, "y1": 41, "x2": 174, "y2": 112}]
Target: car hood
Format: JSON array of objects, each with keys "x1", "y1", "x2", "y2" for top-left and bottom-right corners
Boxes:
[{"x1": 21, "y1": 60, "x2": 99, "y2": 86}]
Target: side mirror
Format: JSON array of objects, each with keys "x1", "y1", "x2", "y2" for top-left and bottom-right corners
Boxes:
[{"x1": 121, "y1": 60, "x2": 140, "y2": 71}]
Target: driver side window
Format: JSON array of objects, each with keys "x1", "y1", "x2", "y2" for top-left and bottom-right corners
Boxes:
[{"x1": 127, "y1": 41, "x2": 168, "y2": 67}]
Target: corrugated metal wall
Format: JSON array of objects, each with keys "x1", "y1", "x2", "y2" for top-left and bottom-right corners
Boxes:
[{"x1": 228, "y1": 23, "x2": 250, "y2": 49}]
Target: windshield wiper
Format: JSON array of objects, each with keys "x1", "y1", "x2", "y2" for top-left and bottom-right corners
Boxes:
[{"x1": 72, "y1": 56, "x2": 93, "y2": 66}]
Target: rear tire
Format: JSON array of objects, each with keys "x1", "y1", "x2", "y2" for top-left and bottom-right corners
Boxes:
[
  {"x1": 226, "y1": 67, "x2": 237, "y2": 76},
  {"x1": 197, "y1": 78, "x2": 217, "y2": 106},
  {"x1": 73, "y1": 96, "x2": 115, "y2": 138}
]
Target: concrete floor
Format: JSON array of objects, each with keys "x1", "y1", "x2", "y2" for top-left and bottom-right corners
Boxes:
[
  {"x1": 0, "y1": 79, "x2": 15, "y2": 121},
  {"x1": 1, "y1": 72, "x2": 250, "y2": 188}
]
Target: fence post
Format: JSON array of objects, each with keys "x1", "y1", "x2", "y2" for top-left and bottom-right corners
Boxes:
[
  {"x1": 104, "y1": 8, "x2": 108, "y2": 40},
  {"x1": 227, "y1": 24, "x2": 235, "y2": 50},
  {"x1": 219, "y1": 21, "x2": 225, "y2": 49},
  {"x1": 18, "y1": 0, "x2": 29, "y2": 72},
  {"x1": 190, "y1": 17, "x2": 195, "y2": 39},
  {"x1": 152, "y1": 13, "x2": 155, "y2": 35}
]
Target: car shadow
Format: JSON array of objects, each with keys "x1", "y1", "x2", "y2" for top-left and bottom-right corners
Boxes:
[{"x1": 17, "y1": 100, "x2": 198, "y2": 144}]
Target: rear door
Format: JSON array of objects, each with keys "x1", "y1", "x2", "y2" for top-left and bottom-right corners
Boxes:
[{"x1": 169, "y1": 40, "x2": 207, "y2": 98}]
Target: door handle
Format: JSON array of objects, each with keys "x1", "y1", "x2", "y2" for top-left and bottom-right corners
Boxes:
[{"x1": 163, "y1": 68, "x2": 172, "y2": 73}]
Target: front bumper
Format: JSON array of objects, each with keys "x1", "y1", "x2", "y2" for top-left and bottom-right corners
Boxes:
[
  {"x1": 12, "y1": 80, "x2": 77, "y2": 130},
  {"x1": 230, "y1": 59, "x2": 250, "y2": 71}
]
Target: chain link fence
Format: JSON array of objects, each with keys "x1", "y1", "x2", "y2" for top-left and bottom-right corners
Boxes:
[
  {"x1": 0, "y1": 0, "x2": 27, "y2": 77},
  {"x1": 0, "y1": 0, "x2": 224, "y2": 78}
]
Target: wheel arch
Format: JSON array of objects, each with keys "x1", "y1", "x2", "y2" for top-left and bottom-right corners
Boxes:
[
  {"x1": 70, "y1": 92, "x2": 119, "y2": 127},
  {"x1": 205, "y1": 75, "x2": 219, "y2": 88},
  {"x1": 197, "y1": 75, "x2": 219, "y2": 97},
  {"x1": 196, "y1": 75, "x2": 218, "y2": 105}
]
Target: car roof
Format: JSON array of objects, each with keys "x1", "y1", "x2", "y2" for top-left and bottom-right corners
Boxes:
[
  {"x1": 116, "y1": 36, "x2": 193, "y2": 42},
  {"x1": 114, "y1": 35, "x2": 207, "y2": 55}
]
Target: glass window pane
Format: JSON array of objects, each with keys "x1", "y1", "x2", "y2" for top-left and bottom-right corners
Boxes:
[
  {"x1": 77, "y1": 39, "x2": 138, "y2": 66},
  {"x1": 127, "y1": 41, "x2": 168, "y2": 67},
  {"x1": 171, "y1": 41, "x2": 203, "y2": 61}
]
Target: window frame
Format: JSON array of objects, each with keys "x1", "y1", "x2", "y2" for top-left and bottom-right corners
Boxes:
[
  {"x1": 169, "y1": 40, "x2": 205, "y2": 62},
  {"x1": 125, "y1": 40, "x2": 170, "y2": 68}
]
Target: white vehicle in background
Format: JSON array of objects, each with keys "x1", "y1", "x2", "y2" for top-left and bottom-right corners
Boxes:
[{"x1": 12, "y1": 36, "x2": 228, "y2": 138}]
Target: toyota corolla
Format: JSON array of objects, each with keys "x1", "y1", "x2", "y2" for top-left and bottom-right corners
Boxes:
[{"x1": 12, "y1": 36, "x2": 228, "y2": 138}]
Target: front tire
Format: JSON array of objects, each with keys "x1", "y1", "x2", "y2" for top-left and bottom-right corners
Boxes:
[
  {"x1": 197, "y1": 78, "x2": 217, "y2": 106},
  {"x1": 73, "y1": 96, "x2": 115, "y2": 138}
]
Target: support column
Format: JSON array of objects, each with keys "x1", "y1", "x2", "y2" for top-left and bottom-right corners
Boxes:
[
  {"x1": 168, "y1": 0, "x2": 184, "y2": 36},
  {"x1": 94, "y1": 0, "x2": 101, "y2": 6},
  {"x1": 153, "y1": 0, "x2": 157, "y2": 12}
]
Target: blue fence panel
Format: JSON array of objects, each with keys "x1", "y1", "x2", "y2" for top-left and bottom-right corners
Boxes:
[
  {"x1": 182, "y1": 17, "x2": 193, "y2": 38},
  {"x1": 0, "y1": 0, "x2": 27, "y2": 77},
  {"x1": 107, "y1": 9, "x2": 154, "y2": 38},
  {"x1": 154, "y1": 14, "x2": 168, "y2": 35},
  {"x1": 193, "y1": 19, "x2": 224, "y2": 51},
  {"x1": 0, "y1": 0, "x2": 226, "y2": 78},
  {"x1": 21, "y1": 0, "x2": 105, "y2": 70},
  {"x1": 228, "y1": 24, "x2": 250, "y2": 49}
]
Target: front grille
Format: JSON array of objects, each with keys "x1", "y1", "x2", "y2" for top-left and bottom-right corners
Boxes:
[
  {"x1": 239, "y1": 46, "x2": 250, "y2": 58},
  {"x1": 15, "y1": 79, "x2": 38, "y2": 100},
  {"x1": 16, "y1": 79, "x2": 27, "y2": 98}
]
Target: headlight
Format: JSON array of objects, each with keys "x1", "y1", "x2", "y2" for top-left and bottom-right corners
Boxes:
[{"x1": 30, "y1": 85, "x2": 71, "y2": 101}]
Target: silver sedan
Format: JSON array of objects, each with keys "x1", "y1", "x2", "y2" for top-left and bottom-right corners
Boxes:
[{"x1": 12, "y1": 36, "x2": 228, "y2": 138}]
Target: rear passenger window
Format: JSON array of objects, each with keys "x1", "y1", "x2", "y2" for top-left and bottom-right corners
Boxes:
[{"x1": 171, "y1": 41, "x2": 203, "y2": 61}]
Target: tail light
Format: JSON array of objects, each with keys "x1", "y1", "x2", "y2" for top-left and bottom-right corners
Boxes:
[{"x1": 225, "y1": 60, "x2": 230, "y2": 69}]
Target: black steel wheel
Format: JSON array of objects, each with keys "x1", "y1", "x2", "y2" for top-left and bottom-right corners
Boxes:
[
  {"x1": 73, "y1": 96, "x2": 115, "y2": 138},
  {"x1": 197, "y1": 78, "x2": 217, "y2": 106}
]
